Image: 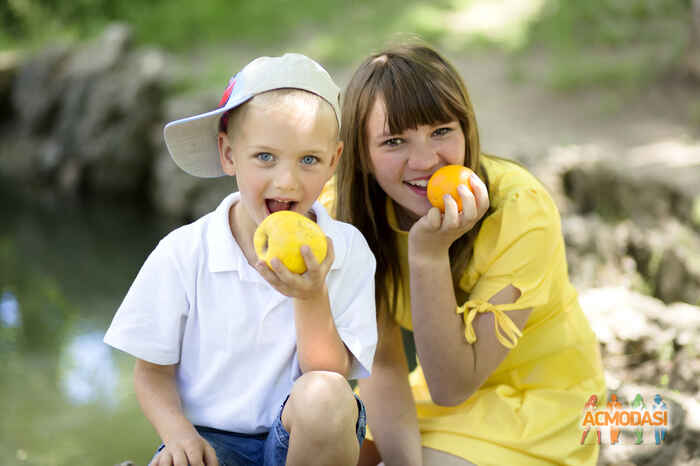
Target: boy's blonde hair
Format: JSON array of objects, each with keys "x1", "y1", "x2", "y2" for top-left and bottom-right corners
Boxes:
[{"x1": 223, "y1": 89, "x2": 340, "y2": 143}]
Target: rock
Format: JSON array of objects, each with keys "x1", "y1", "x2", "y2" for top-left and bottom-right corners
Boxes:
[
  {"x1": 10, "y1": 44, "x2": 71, "y2": 132},
  {"x1": 560, "y1": 140, "x2": 700, "y2": 229},
  {"x1": 579, "y1": 287, "x2": 700, "y2": 465},
  {"x1": 562, "y1": 215, "x2": 700, "y2": 305},
  {"x1": 150, "y1": 91, "x2": 236, "y2": 220},
  {"x1": 629, "y1": 221, "x2": 700, "y2": 305},
  {"x1": 536, "y1": 143, "x2": 700, "y2": 305},
  {"x1": 597, "y1": 386, "x2": 685, "y2": 466},
  {"x1": 0, "y1": 23, "x2": 167, "y2": 198},
  {"x1": 580, "y1": 287, "x2": 700, "y2": 395},
  {"x1": 655, "y1": 248, "x2": 700, "y2": 305},
  {"x1": 0, "y1": 50, "x2": 21, "y2": 124},
  {"x1": 64, "y1": 23, "x2": 131, "y2": 78}
]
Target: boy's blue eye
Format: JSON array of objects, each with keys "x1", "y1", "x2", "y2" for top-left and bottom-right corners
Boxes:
[
  {"x1": 256, "y1": 152, "x2": 274, "y2": 162},
  {"x1": 301, "y1": 155, "x2": 318, "y2": 165}
]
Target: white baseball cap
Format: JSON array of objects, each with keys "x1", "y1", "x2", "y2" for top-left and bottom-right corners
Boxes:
[{"x1": 163, "y1": 53, "x2": 341, "y2": 178}]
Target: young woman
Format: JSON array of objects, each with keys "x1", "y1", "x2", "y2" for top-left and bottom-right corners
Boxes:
[{"x1": 323, "y1": 43, "x2": 606, "y2": 465}]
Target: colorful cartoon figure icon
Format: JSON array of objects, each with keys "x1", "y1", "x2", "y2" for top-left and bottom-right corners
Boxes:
[
  {"x1": 607, "y1": 393, "x2": 622, "y2": 445},
  {"x1": 652, "y1": 394, "x2": 668, "y2": 445},
  {"x1": 581, "y1": 394, "x2": 601, "y2": 445},
  {"x1": 631, "y1": 393, "x2": 646, "y2": 444}
]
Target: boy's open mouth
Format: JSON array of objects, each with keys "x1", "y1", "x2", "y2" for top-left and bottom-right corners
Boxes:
[{"x1": 266, "y1": 199, "x2": 297, "y2": 214}]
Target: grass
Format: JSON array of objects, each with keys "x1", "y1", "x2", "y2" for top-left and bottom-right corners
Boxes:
[
  {"x1": 0, "y1": 0, "x2": 452, "y2": 61},
  {"x1": 514, "y1": 0, "x2": 692, "y2": 89}
]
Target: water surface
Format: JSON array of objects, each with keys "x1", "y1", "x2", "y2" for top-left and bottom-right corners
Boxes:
[{"x1": 1, "y1": 182, "x2": 181, "y2": 465}]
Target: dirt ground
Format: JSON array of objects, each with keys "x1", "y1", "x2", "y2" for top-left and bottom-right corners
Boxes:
[
  {"x1": 177, "y1": 43, "x2": 699, "y2": 173},
  {"x1": 438, "y1": 50, "x2": 698, "y2": 167}
]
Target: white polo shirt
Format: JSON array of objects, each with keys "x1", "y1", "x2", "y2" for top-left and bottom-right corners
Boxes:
[{"x1": 104, "y1": 192, "x2": 377, "y2": 434}]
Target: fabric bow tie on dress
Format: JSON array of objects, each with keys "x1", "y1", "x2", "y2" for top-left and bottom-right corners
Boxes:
[{"x1": 457, "y1": 300, "x2": 523, "y2": 349}]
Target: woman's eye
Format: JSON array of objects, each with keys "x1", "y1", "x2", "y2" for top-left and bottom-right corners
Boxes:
[
  {"x1": 301, "y1": 155, "x2": 318, "y2": 165},
  {"x1": 383, "y1": 138, "x2": 403, "y2": 147},
  {"x1": 433, "y1": 127, "x2": 452, "y2": 137},
  {"x1": 256, "y1": 152, "x2": 274, "y2": 162}
]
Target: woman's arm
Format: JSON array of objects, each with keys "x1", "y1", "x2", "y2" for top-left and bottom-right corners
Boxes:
[
  {"x1": 358, "y1": 316, "x2": 422, "y2": 466},
  {"x1": 409, "y1": 258, "x2": 531, "y2": 406},
  {"x1": 407, "y1": 182, "x2": 531, "y2": 406},
  {"x1": 133, "y1": 359, "x2": 217, "y2": 466}
]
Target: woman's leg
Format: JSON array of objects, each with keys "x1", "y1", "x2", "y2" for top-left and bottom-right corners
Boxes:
[
  {"x1": 422, "y1": 447, "x2": 477, "y2": 466},
  {"x1": 357, "y1": 439, "x2": 382, "y2": 466},
  {"x1": 281, "y1": 371, "x2": 362, "y2": 466},
  {"x1": 356, "y1": 440, "x2": 477, "y2": 466}
]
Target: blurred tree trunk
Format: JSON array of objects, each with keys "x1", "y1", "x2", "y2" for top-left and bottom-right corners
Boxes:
[{"x1": 686, "y1": 0, "x2": 700, "y2": 80}]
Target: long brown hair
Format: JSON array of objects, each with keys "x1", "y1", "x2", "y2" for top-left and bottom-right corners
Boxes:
[{"x1": 336, "y1": 43, "x2": 489, "y2": 318}]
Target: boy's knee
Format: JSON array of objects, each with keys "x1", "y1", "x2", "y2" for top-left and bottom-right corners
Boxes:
[{"x1": 284, "y1": 371, "x2": 357, "y2": 433}]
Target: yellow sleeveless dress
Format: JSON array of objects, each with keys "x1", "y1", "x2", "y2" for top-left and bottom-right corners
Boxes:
[{"x1": 321, "y1": 155, "x2": 606, "y2": 466}]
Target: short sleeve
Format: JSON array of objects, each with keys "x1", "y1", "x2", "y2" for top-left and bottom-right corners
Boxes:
[
  {"x1": 329, "y1": 228, "x2": 377, "y2": 380},
  {"x1": 457, "y1": 187, "x2": 562, "y2": 347},
  {"x1": 103, "y1": 238, "x2": 190, "y2": 364}
]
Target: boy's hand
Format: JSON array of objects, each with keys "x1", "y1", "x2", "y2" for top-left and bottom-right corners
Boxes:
[
  {"x1": 150, "y1": 431, "x2": 218, "y2": 466},
  {"x1": 409, "y1": 174, "x2": 489, "y2": 258},
  {"x1": 255, "y1": 236, "x2": 335, "y2": 301}
]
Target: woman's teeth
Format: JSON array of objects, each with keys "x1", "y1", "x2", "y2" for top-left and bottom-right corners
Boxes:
[{"x1": 406, "y1": 179, "x2": 428, "y2": 188}]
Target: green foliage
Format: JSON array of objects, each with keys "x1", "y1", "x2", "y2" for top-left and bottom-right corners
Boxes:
[
  {"x1": 525, "y1": 0, "x2": 690, "y2": 49},
  {"x1": 1, "y1": 0, "x2": 438, "y2": 56},
  {"x1": 2, "y1": 0, "x2": 694, "y2": 89},
  {"x1": 517, "y1": 0, "x2": 692, "y2": 88}
]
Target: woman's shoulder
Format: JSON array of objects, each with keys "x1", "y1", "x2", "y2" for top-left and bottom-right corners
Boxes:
[
  {"x1": 460, "y1": 156, "x2": 567, "y2": 292},
  {"x1": 480, "y1": 154, "x2": 552, "y2": 210},
  {"x1": 475, "y1": 155, "x2": 563, "y2": 254}
]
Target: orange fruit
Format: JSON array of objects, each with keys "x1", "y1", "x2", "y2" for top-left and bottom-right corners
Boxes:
[{"x1": 427, "y1": 165, "x2": 475, "y2": 212}]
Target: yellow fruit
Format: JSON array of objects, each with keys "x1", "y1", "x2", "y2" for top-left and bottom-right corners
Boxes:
[
  {"x1": 254, "y1": 211, "x2": 327, "y2": 274},
  {"x1": 427, "y1": 165, "x2": 475, "y2": 212}
]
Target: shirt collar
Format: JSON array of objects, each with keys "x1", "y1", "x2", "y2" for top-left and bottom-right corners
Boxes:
[
  {"x1": 207, "y1": 192, "x2": 247, "y2": 274},
  {"x1": 207, "y1": 192, "x2": 346, "y2": 274}
]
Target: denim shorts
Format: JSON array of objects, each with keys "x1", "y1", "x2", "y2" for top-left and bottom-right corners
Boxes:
[{"x1": 150, "y1": 394, "x2": 366, "y2": 466}]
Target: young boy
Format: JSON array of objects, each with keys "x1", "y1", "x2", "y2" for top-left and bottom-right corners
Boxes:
[{"x1": 104, "y1": 53, "x2": 377, "y2": 466}]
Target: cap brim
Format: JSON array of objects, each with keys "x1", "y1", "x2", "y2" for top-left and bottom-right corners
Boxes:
[{"x1": 163, "y1": 94, "x2": 253, "y2": 178}]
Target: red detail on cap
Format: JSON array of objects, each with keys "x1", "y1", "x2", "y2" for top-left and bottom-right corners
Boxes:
[{"x1": 218, "y1": 78, "x2": 236, "y2": 107}]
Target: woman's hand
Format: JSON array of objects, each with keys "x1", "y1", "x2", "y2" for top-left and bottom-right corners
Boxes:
[
  {"x1": 408, "y1": 173, "x2": 489, "y2": 258},
  {"x1": 255, "y1": 237, "x2": 335, "y2": 301}
]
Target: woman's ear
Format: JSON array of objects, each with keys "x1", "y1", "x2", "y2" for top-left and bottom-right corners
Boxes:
[{"x1": 218, "y1": 132, "x2": 236, "y2": 176}]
